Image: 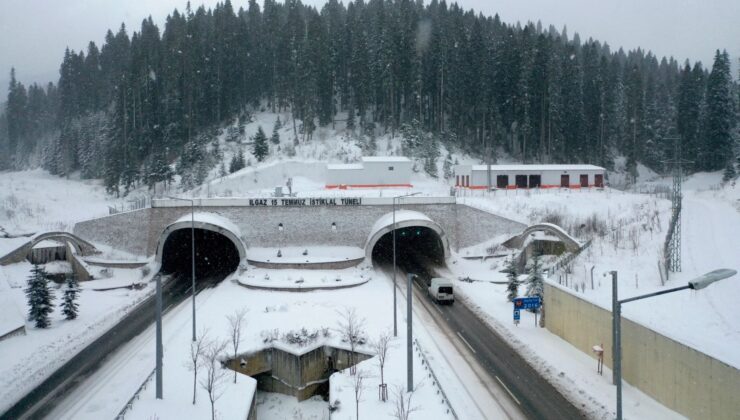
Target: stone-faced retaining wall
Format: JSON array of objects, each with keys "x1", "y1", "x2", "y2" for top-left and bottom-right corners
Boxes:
[
  {"x1": 73, "y1": 202, "x2": 526, "y2": 259},
  {"x1": 545, "y1": 282, "x2": 740, "y2": 420}
]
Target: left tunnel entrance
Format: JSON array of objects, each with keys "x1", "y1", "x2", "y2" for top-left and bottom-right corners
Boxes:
[{"x1": 161, "y1": 228, "x2": 240, "y2": 279}]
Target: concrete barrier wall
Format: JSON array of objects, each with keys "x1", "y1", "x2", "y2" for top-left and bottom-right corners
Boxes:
[
  {"x1": 544, "y1": 283, "x2": 740, "y2": 420},
  {"x1": 73, "y1": 203, "x2": 526, "y2": 258}
]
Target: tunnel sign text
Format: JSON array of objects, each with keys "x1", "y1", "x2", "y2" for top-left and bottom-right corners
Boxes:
[{"x1": 247, "y1": 197, "x2": 362, "y2": 207}]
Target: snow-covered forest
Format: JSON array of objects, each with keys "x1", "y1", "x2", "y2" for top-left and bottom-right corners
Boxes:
[{"x1": 1, "y1": 0, "x2": 738, "y2": 195}]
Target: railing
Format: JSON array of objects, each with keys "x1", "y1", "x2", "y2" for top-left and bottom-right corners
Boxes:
[
  {"x1": 413, "y1": 338, "x2": 459, "y2": 419},
  {"x1": 114, "y1": 367, "x2": 156, "y2": 420},
  {"x1": 662, "y1": 201, "x2": 681, "y2": 276},
  {"x1": 109, "y1": 196, "x2": 151, "y2": 215}
]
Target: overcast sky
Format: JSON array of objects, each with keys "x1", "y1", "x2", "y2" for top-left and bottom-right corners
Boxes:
[{"x1": 1, "y1": 0, "x2": 738, "y2": 99}]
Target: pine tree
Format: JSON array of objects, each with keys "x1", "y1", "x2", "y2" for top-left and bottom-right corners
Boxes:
[
  {"x1": 442, "y1": 152, "x2": 453, "y2": 180},
  {"x1": 25, "y1": 265, "x2": 55, "y2": 328},
  {"x1": 723, "y1": 160, "x2": 737, "y2": 182},
  {"x1": 525, "y1": 254, "x2": 544, "y2": 302},
  {"x1": 701, "y1": 50, "x2": 735, "y2": 171},
  {"x1": 62, "y1": 274, "x2": 81, "y2": 320},
  {"x1": 503, "y1": 259, "x2": 520, "y2": 302},
  {"x1": 253, "y1": 126, "x2": 269, "y2": 162},
  {"x1": 229, "y1": 149, "x2": 245, "y2": 173},
  {"x1": 270, "y1": 121, "x2": 281, "y2": 145}
]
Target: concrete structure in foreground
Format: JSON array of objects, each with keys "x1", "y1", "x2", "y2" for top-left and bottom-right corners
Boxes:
[
  {"x1": 545, "y1": 282, "x2": 740, "y2": 420},
  {"x1": 72, "y1": 196, "x2": 525, "y2": 264}
]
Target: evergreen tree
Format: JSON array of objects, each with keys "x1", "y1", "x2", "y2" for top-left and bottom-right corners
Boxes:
[
  {"x1": 442, "y1": 152, "x2": 453, "y2": 180},
  {"x1": 25, "y1": 265, "x2": 55, "y2": 328},
  {"x1": 229, "y1": 149, "x2": 245, "y2": 173},
  {"x1": 525, "y1": 254, "x2": 544, "y2": 302},
  {"x1": 503, "y1": 259, "x2": 520, "y2": 302},
  {"x1": 253, "y1": 126, "x2": 269, "y2": 162},
  {"x1": 701, "y1": 50, "x2": 735, "y2": 171},
  {"x1": 62, "y1": 275, "x2": 80, "y2": 320},
  {"x1": 270, "y1": 120, "x2": 281, "y2": 145},
  {"x1": 723, "y1": 160, "x2": 737, "y2": 182}
]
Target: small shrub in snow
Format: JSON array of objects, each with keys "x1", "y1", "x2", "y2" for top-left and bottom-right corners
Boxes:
[
  {"x1": 282, "y1": 328, "x2": 322, "y2": 347},
  {"x1": 261, "y1": 329, "x2": 280, "y2": 344}
]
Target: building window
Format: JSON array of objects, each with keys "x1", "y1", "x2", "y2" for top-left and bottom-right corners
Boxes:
[
  {"x1": 331, "y1": 222, "x2": 337, "y2": 231},
  {"x1": 388, "y1": 166, "x2": 394, "y2": 171}
]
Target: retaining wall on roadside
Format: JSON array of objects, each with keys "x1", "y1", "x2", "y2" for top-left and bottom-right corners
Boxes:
[{"x1": 544, "y1": 282, "x2": 740, "y2": 420}]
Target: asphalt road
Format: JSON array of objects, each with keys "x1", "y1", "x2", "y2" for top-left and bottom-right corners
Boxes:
[
  {"x1": 1, "y1": 274, "x2": 214, "y2": 420},
  {"x1": 397, "y1": 251, "x2": 585, "y2": 420}
]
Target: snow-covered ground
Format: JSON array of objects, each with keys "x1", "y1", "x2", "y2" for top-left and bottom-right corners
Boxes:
[
  {"x1": 0, "y1": 261, "x2": 156, "y2": 413},
  {"x1": 57, "y1": 266, "x2": 485, "y2": 420}
]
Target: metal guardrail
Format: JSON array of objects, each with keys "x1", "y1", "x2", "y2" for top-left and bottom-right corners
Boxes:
[
  {"x1": 413, "y1": 338, "x2": 459, "y2": 419},
  {"x1": 550, "y1": 238, "x2": 592, "y2": 274},
  {"x1": 109, "y1": 196, "x2": 151, "y2": 215},
  {"x1": 114, "y1": 367, "x2": 156, "y2": 420}
]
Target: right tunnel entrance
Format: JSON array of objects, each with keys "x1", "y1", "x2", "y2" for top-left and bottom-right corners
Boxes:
[{"x1": 371, "y1": 226, "x2": 445, "y2": 278}]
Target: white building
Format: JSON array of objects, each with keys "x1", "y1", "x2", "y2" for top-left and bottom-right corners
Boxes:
[
  {"x1": 454, "y1": 164, "x2": 606, "y2": 189},
  {"x1": 326, "y1": 156, "x2": 413, "y2": 189}
]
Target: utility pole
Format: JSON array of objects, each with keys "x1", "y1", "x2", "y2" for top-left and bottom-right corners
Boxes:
[
  {"x1": 661, "y1": 137, "x2": 693, "y2": 274},
  {"x1": 155, "y1": 273, "x2": 163, "y2": 399}
]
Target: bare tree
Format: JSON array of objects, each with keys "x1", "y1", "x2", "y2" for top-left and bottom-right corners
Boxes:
[
  {"x1": 372, "y1": 331, "x2": 391, "y2": 401},
  {"x1": 227, "y1": 307, "x2": 248, "y2": 383},
  {"x1": 391, "y1": 385, "x2": 419, "y2": 420},
  {"x1": 187, "y1": 329, "x2": 209, "y2": 405},
  {"x1": 200, "y1": 340, "x2": 228, "y2": 420},
  {"x1": 337, "y1": 307, "x2": 366, "y2": 375},
  {"x1": 353, "y1": 369, "x2": 366, "y2": 420}
]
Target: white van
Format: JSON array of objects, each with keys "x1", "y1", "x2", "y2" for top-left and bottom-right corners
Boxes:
[{"x1": 428, "y1": 277, "x2": 454, "y2": 304}]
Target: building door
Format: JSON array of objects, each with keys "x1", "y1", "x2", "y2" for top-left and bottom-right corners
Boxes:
[
  {"x1": 595, "y1": 174, "x2": 604, "y2": 188},
  {"x1": 515, "y1": 175, "x2": 528, "y2": 188},
  {"x1": 465, "y1": 175, "x2": 470, "y2": 187},
  {"x1": 528, "y1": 175, "x2": 541, "y2": 188},
  {"x1": 561, "y1": 174, "x2": 569, "y2": 187},
  {"x1": 456, "y1": 175, "x2": 460, "y2": 187},
  {"x1": 580, "y1": 174, "x2": 589, "y2": 187},
  {"x1": 496, "y1": 175, "x2": 509, "y2": 189}
]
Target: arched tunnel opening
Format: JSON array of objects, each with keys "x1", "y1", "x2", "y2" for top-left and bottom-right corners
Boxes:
[
  {"x1": 371, "y1": 226, "x2": 446, "y2": 281},
  {"x1": 161, "y1": 228, "x2": 241, "y2": 282}
]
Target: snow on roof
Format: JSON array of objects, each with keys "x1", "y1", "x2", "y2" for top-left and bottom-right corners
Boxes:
[
  {"x1": 327, "y1": 163, "x2": 363, "y2": 170},
  {"x1": 370, "y1": 210, "x2": 433, "y2": 237},
  {"x1": 468, "y1": 164, "x2": 605, "y2": 171},
  {"x1": 361, "y1": 156, "x2": 411, "y2": 162},
  {"x1": 32, "y1": 239, "x2": 64, "y2": 249},
  {"x1": 174, "y1": 212, "x2": 242, "y2": 238}
]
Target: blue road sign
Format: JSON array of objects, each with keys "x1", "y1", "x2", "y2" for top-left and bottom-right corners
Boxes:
[
  {"x1": 513, "y1": 309, "x2": 520, "y2": 321},
  {"x1": 513, "y1": 297, "x2": 541, "y2": 310}
]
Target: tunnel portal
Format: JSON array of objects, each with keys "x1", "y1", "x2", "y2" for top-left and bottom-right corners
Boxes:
[
  {"x1": 160, "y1": 228, "x2": 240, "y2": 279},
  {"x1": 371, "y1": 226, "x2": 446, "y2": 275}
]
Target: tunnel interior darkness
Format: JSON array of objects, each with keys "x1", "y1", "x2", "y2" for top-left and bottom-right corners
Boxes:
[
  {"x1": 161, "y1": 228, "x2": 241, "y2": 279},
  {"x1": 371, "y1": 226, "x2": 445, "y2": 278}
]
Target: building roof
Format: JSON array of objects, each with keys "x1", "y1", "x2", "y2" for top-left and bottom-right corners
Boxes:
[
  {"x1": 327, "y1": 163, "x2": 364, "y2": 170},
  {"x1": 467, "y1": 164, "x2": 605, "y2": 171},
  {"x1": 361, "y1": 156, "x2": 411, "y2": 163}
]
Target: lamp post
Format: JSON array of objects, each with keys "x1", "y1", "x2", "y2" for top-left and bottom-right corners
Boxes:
[
  {"x1": 167, "y1": 196, "x2": 197, "y2": 342},
  {"x1": 392, "y1": 192, "x2": 421, "y2": 337},
  {"x1": 609, "y1": 268, "x2": 736, "y2": 420},
  {"x1": 407, "y1": 273, "x2": 416, "y2": 392},
  {"x1": 155, "y1": 273, "x2": 163, "y2": 399}
]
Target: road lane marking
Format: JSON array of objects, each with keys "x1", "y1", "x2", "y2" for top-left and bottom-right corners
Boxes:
[
  {"x1": 496, "y1": 375, "x2": 522, "y2": 406},
  {"x1": 456, "y1": 331, "x2": 477, "y2": 354},
  {"x1": 434, "y1": 304, "x2": 444, "y2": 315}
]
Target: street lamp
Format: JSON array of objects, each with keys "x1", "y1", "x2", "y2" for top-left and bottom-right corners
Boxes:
[
  {"x1": 392, "y1": 192, "x2": 421, "y2": 337},
  {"x1": 167, "y1": 196, "x2": 197, "y2": 342},
  {"x1": 407, "y1": 272, "x2": 416, "y2": 392},
  {"x1": 608, "y1": 268, "x2": 736, "y2": 420}
]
